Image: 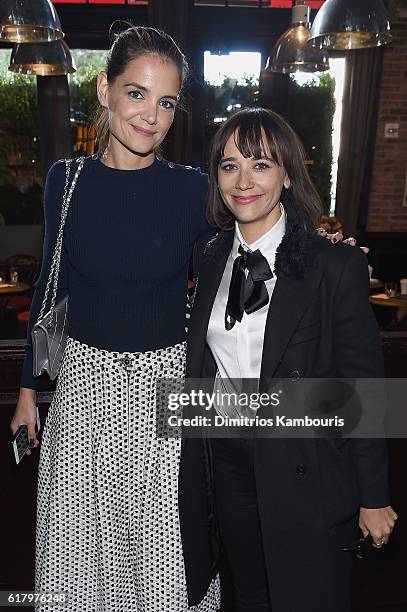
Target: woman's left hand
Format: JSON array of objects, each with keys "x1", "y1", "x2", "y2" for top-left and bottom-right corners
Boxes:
[
  {"x1": 359, "y1": 506, "x2": 398, "y2": 547},
  {"x1": 316, "y1": 228, "x2": 369, "y2": 254}
]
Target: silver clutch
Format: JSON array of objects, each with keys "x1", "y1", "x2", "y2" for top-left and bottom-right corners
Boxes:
[{"x1": 31, "y1": 158, "x2": 84, "y2": 380}]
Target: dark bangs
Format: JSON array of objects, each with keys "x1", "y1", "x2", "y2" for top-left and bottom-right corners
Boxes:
[{"x1": 216, "y1": 109, "x2": 284, "y2": 167}]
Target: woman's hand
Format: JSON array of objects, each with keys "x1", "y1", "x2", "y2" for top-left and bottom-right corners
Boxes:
[
  {"x1": 316, "y1": 228, "x2": 369, "y2": 254},
  {"x1": 359, "y1": 506, "x2": 398, "y2": 547},
  {"x1": 10, "y1": 388, "x2": 39, "y2": 455}
]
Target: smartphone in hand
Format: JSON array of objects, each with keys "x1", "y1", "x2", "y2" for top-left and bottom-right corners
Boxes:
[{"x1": 12, "y1": 406, "x2": 41, "y2": 465}]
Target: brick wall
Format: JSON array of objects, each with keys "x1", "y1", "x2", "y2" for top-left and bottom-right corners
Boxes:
[{"x1": 367, "y1": 0, "x2": 407, "y2": 232}]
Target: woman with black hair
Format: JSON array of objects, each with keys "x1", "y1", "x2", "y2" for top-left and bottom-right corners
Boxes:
[{"x1": 180, "y1": 107, "x2": 397, "y2": 612}]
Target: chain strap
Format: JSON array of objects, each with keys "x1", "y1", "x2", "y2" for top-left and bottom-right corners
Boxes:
[
  {"x1": 37, "y1": 159, "x2": 71, "y2": 320},
  {"x1": 36, "y1": 157, "x2": 85, "y2": 323},
  {"x1": 49, "y1": 158, "x2": 85, "y2": 311}
]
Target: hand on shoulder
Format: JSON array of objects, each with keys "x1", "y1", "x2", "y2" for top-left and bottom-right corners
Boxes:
[{"x1": 316, "y1": 228, "x2": 369, "y2": 254}]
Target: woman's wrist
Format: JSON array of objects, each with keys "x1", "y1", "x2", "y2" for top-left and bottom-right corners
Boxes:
[{"x1": 19, "y1": 387, "x2": 37, "y2": 400}]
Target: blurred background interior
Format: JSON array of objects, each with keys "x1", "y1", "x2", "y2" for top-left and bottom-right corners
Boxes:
[{"x1": 0, "y1": 1, "x2": 406, "y2": 611}]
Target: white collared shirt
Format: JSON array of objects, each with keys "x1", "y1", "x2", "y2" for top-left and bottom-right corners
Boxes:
[{"x1": 207, "y1": 204, "x2": 286, "y2": 381}]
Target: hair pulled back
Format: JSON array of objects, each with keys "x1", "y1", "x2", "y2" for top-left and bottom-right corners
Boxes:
[{"x1": 94, "y1": 24, "x2": 189, "y2": 153}]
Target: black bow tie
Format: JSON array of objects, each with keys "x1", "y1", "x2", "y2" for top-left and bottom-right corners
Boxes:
[{"x1": 225, "y1": 244, "x2": 273, "y2": 331}]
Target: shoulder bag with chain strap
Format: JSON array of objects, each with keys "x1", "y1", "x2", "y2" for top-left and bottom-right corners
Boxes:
[{"x1": 32, "y1": 157, "x2": 85, "y2": 380}]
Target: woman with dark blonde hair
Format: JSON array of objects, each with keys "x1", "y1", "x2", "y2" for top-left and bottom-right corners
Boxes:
[
  {"x1": 180, "y1": 107, "x2": 397, "y2": 612},
  {"x1": 10, "y1": 25, "x2": 220, "y2": 612}
]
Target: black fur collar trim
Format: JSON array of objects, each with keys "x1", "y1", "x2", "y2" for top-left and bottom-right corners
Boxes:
[
  {"x1": 204, "y1": 202, "x2": 314, "y2": 279},
  {"x1": 275, "y1": 201, "x2": 314, "y2": 279}
]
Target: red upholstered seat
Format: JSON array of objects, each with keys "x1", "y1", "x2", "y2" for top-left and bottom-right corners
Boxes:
[
  {"x1": 6, "y1": 295, "x2": 31, "y2": 312},
  {"x1": 17, "y1": 310, "x2": 30, "y2": 323},
  {"x1": 17, "y1": 310, "x2": 30, "y2": 338}
]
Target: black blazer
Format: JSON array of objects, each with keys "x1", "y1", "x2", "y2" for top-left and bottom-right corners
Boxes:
[{"x1": 179, "y1": 205, "x2": 390, "y2": 612}]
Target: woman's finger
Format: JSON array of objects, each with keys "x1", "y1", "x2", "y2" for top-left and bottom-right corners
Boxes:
[
  {"x1": 10, "y1": 419, "x2": 25, "y2": 435},
  {"x1": 359, "y1": 523, "x2": 369, "y2": 538},
  {"x1": 27, "y1": 421, "x2": 37, "y2": 441},
  {"x1": 23, "y1": 436, "x2": 39, "y2": 457},
  {"x1": 28, "y1": 436, "x2": 40, "y2": 452},
  {"x1": 331, "y1": 232, "x2": 343, "y2": 244},
  {"x1": 373, "y1": 534, "x2": 389, "y2": 547}
]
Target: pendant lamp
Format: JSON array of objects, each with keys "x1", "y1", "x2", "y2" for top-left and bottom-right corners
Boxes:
[
  {"x1": 268, "y1": 1, "x2": 330, "y2": 74},
  {"x1": 309, "y1": 0, "x2": 392, "y2": 50},
  {"x1": 0, "y1": 0, "x2": 63, "y2": 43},
  {"x1": 9, "y1": 39, "x2": 76, "y2": 76}
]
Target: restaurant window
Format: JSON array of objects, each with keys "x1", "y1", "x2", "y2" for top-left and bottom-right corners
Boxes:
[
  {"x1": 69, "y1": 50, "x2": 107, "y2": 157},
  {"x1": 203, "y1": 50, "x2": 261, "y2": 159},
  {"x1": 289, "y1": 57, "x2": 345, "y2": 214},
  {"x1": 0, "y1": 49, "x2": 42, "y2": 226},
  {"x1": 327, "y1": 58, "x2": 345, "y2": 215}
]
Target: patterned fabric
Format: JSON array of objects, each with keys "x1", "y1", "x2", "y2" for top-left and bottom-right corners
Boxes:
[{"x1": 35, "y1": 336, "x2": 220, "y2": 612}]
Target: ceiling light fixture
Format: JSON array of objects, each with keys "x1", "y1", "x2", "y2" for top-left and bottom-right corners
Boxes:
[
  {"x1": 0, "y1": 0, "x2": 63, "y2": 43},
  {"x1": 309, "y1": 0, "x2": 392, "y2": 50},
  {"x1": 9, "y1": 39, "x2": 76, "y2": 76},
  {"x1": 268, "y1": 1, "x2": 330, "y2": 74}
]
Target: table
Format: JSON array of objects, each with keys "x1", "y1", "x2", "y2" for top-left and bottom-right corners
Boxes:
[
  {"x1": 0, "y1": 282, "x2": 30, "y2": 295},
  {"x1": 369, "y1": 293, "x2": 407, "y2": 326}
]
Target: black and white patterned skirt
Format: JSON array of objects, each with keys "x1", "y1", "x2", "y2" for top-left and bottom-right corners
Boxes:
[{"x1": 35, "y1": 336, "x2": 220, "y2": 612}]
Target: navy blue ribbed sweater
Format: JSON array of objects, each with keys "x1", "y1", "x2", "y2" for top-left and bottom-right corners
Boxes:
[{"x1": 21, "y1": 155, "x2": 210, "y2": 390}]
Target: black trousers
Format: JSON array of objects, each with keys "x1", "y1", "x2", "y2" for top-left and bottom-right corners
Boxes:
[{"x1": 211, "y1": 438, "x2": 272, "y2": 612}]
